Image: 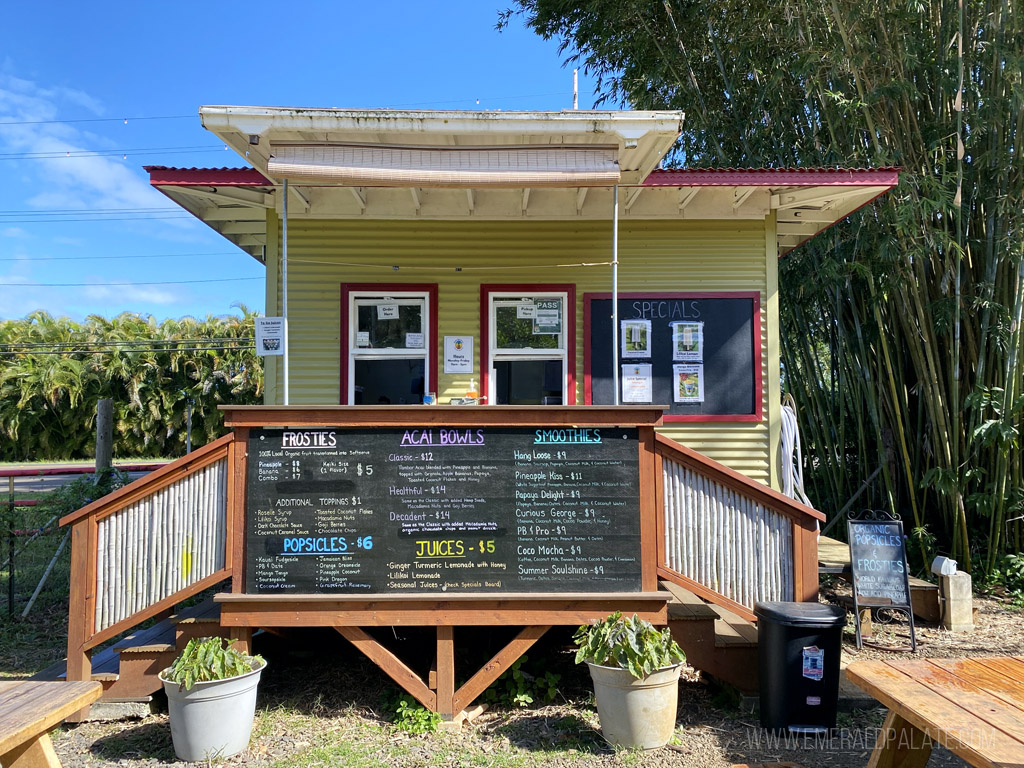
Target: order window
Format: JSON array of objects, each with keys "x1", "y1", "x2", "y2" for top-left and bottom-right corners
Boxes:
[
  {"x1": 488, "y1": 293, "x2": 567, "y2": 405},
  {"x1": 347, "y1": 293, "x2": 429, "y2": 404}
]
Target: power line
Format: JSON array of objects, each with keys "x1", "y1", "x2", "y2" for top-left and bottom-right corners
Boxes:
[
  {"x1": 1, "y1": 338, "x2": 256, "y2": 349},
  {"x1": 0, "y1": 207, "x2": 180, "y2": 216},
  {"x1": 0, "y1": 345, "x2": 255, "y2": 356},
  {"x1": 0, "y1": 251, "x2": 239, "y2": 262},
  {"x1": 0, "y1": 144, "x2": 220, "y2": 158},
  {"x1": 0, "y1": 277, "x2": 263, "y2": 287},
  {"x1": 0, "y1": 148, "x2": 229, "y2": 162},
  {"x1": 0, "y1": 115, "x2": 193, "y2": 126},
  {"x1": 0, "y1": 215, "x2": 195, "y2": 224}
]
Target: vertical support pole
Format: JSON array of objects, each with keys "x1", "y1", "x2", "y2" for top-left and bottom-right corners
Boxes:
[
  {"x1": 6, "y1": 479, "x2": 13, "y2": 618},
  {"x1": 436, "y1": 626, "x2": 455, "y2": 720},
  {"x1": 612, "y1": 185, "x2": 620, "y2": 405},
  {"x1": 282, "y1": 178, "x2": 290, "y2": 406},
  {"x1": 95, "y1": 398, "x2": 113, "y2": 473},
  {"x1": 185, "y1": 399, "x2": 193, "y2": 454}
]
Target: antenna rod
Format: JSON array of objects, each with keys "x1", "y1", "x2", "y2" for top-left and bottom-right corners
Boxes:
[{"x1": 573, "y1": 69, "x2": 579, "y2": 109}]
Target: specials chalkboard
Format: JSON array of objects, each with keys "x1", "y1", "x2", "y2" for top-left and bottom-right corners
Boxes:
[
  {"x1": 245, "y1": 426, "x2": 642, "y2": 594},
  {"x1": 584, "y1": 292, "x2": 761, "y2": 421},
  {"x1": 847, "y1": 513, "x2": 917, "y2": 649}
]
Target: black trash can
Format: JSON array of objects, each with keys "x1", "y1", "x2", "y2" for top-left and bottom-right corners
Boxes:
[{"x1": 754, "y1": 601, "x2": 846, "y2": 734}]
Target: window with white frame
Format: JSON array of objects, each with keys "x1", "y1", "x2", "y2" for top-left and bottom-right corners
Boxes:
[
  {"x1": 487, "y1": 292, "x2": 568, "y2": 405},
  {"x1": 347, "y1": 292, "x2": 429, "y2": 404}
]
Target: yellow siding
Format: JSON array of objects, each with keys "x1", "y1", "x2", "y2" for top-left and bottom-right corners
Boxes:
[{"x1": 265, "y1": 218, "x2": 776, "y2": 486}]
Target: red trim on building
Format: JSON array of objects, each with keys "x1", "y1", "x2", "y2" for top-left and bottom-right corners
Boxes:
[
  {"x1": 145, "y1": 166, "x2": 273, "y2": 187},
  {"x1": 339, "y1": 283, "x2": 439, "y2": 405},
  {"x1": 583, "y1": 291, "x2": 763, "y2": 424},
  {"x1": 480, "y1": 284, "x2": 577, "y2": 406},
  {"x1": 643, "y1": 167, "x2": 900, "y2": 187}
]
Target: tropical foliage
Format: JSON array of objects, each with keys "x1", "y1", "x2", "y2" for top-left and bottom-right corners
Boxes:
[
  {"x1": 505, "y1": 0, "x2": 1023, "y2": 573},
  {"x1": 0, "y1": 309, "x2": 262, "y2": 460}
]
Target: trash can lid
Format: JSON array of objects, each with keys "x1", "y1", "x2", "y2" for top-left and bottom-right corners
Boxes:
[{"x1": 754, "y1": 601, "x2": 847, "y2": 628}]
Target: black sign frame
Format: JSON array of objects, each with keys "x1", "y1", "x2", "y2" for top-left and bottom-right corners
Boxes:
[
  {"x1": 244, "y1": 425, "x2": 645, "y2": 596},
  {"x1": 847, "y1": 509, "x2": 917, "y2": 651},
  {"x1": 583, "y1": 291, "x2": 762, "y2": 422}
]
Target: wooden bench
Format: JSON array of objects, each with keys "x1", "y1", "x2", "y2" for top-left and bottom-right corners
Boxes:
[
  {"x1": 0, "y1": 680, "x2": 101, "y2": 767},
  {"x1": 847, "y1": 657, "x2": 1024, "y2": 768}
]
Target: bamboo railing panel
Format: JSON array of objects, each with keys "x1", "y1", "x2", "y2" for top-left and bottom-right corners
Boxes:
[
  {"x1": 655, "y1": 434, "x2": 824, "y2": 616},
  {"x1": 94, "y1": 458, "x2": 228, "y2": 632},
  {"x1": 661, "y1": 457, "x2": 794, "y2": 608}
]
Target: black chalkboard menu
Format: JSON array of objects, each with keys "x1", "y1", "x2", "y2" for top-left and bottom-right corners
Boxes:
[
  {"x1": 245, "y1": 426, "x2": 642, "y2": 594},
  {"x1": 585, "y1": 292, "x2": 761, "y2": 421},
  {"x1": 847, "y1": 514, "x2": 917, "y2": 649}
]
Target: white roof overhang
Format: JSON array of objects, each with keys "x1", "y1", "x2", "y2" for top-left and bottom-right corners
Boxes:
[{"x1": 199, "y1": 106, "x2": 684, "y2": 187}]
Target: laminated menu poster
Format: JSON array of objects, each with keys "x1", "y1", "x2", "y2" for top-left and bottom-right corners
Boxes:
[
  {"x1": 245, "y1": 426, "x2": 643, "y2": 594},
  {"x1": 673, "y1": 364, "x2": 704, "y2": 403},
  {"x1": 672, "y1": 322, "x2": 703, "y2": 361},
  {"x1": 621, "y1": 363, "x2": 653, "y2": 403},
  {"x1": 621, "y1": 319, "x2": 652, "y2": 359}
]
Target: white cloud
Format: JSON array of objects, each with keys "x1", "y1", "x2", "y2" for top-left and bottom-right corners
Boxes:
[
  {"x1": 0, "y1": 73, "x2": 181, "y2": 220},
  {"x1": 2, "y1": 227, "x2": 28, "y2": 238}
]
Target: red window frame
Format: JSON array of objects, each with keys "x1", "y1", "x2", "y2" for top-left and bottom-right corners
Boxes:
[
  {"x1": 339, "y1": 283, "x2": 439, "y2": 405},
  {"x1": 480, "y1": 283, "x2": 577, "y2": 405}
]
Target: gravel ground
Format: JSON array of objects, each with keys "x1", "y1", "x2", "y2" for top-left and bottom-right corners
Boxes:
[{"x1": 51, "y1": 595, "x2": 1024, "y2": 768}]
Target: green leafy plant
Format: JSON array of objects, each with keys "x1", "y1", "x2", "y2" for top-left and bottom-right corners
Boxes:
[
  {"x1": 573, "y1": 612, "x2": 684, "y2": 679},
  {"x1": 37, "y1": 469, "x2": 131, "y2": 519},
  {"x1": 391, "y1": 694, "x2": 441, "y2": 733},
  {"x1": 163, "y1": 637, "x2": 264, "y2": 691},
  {"x1": 483, "y1": 654, "x2": 560, "y2": 708}
]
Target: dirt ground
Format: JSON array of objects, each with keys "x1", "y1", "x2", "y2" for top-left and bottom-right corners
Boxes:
[{"x1": 51, "y1": 592, "x2": 1023, "y2": 768}]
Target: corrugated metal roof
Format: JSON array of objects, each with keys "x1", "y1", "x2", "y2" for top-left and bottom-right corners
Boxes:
[
  {"x1": 144, "y1": 166, "x2": 272, "y2": 186},
  {"x1": 147, "y1": 164, "x2": 899, "y2": 189},
  {"x1": 644, "y1": 167, "x2": 900, "y2": 186}
]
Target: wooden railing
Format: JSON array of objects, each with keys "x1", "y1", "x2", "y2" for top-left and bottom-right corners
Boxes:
[
  {"x1": 61, "y1": 433, "x2": 236, "y2": 685},
  {"x1": 655, "y1": 434, "x2": 824, "y2": 621}
]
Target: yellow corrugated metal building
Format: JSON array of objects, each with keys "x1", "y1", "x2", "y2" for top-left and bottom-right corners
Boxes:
[{"x1": 148, "y1": 107, "x2": 898, "y2": 492}]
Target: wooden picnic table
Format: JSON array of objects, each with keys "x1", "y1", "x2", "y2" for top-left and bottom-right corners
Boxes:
[
  {"x1": 846, "y1": 657, "x2": 1024, "y2": 768},
  {"x1": 0, "y1": 680, "x2": 101, "y2": 767}
]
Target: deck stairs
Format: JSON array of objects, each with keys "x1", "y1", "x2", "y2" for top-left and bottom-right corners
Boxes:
[
  {"x1": 661, "y1": 580, "x2": 760, "y2": 694},
  {"x1": 38, "y1": 598, "x2": 227, "y2": 704}
]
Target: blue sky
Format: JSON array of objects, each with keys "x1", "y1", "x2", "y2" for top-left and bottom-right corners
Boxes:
[{"x1": 0, "y1": 3, "x2": 597, "y2": 322}]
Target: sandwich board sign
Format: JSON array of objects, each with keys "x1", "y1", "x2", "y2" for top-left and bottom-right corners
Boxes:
[{"x1": 847, "y1": 509, "x2": 917, "y2": 651}]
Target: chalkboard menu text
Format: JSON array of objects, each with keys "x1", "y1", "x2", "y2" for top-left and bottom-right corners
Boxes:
[{"x1": 245, "y1": 426, "x2": 642, "y2": 594}]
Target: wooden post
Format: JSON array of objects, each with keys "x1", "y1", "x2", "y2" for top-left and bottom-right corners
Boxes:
[
  {"x1": 65, "y1": 519, "x2": 94, "y2": 721},
  {"x1": 436, "y1": 626, "x2": 455, "y2": 720},
  {"x1": 95, "y1": 399, "x2": 113, "y2": 473},
  {"x1": 638, "y1": 426, "x2": 658, "y2": 593}
]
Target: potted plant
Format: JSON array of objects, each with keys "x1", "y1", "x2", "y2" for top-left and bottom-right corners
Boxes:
[
  {"x1": 159, "y1": 637, "x2": 266, "y2": 762},
  {"x1": 574, "y1": 611, "x2": 686, "y2": 750}
]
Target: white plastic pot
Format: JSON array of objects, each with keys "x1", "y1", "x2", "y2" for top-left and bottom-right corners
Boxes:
[
  {"x1": 159, "y1": 661, "x2": 265, "y2": 762},
  {"x1": 587, "y1": 662, "x2": 682, "y2": 750}
]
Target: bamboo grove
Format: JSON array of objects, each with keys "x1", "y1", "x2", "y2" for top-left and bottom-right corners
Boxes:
[
  {"x1": 507, "y1": 0, "x2": 1023, "y2": 573},
  {"x1": 0, "y1": 310, "x2": 263, "y2": 461}
]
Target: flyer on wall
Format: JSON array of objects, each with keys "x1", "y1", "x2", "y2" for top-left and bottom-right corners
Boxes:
[
  {"x1": 673, "y1": 363, "x2": 705, "y2": 403},
  {"x1": 621, "y1": 363, "x2": 653, "y2": 403},
  {"x1": 620, "y1": 319, "x2": 652, "y2": 358},
  {"x1": 671, "y1": 321, "x2": 703, "y2": 361}
]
